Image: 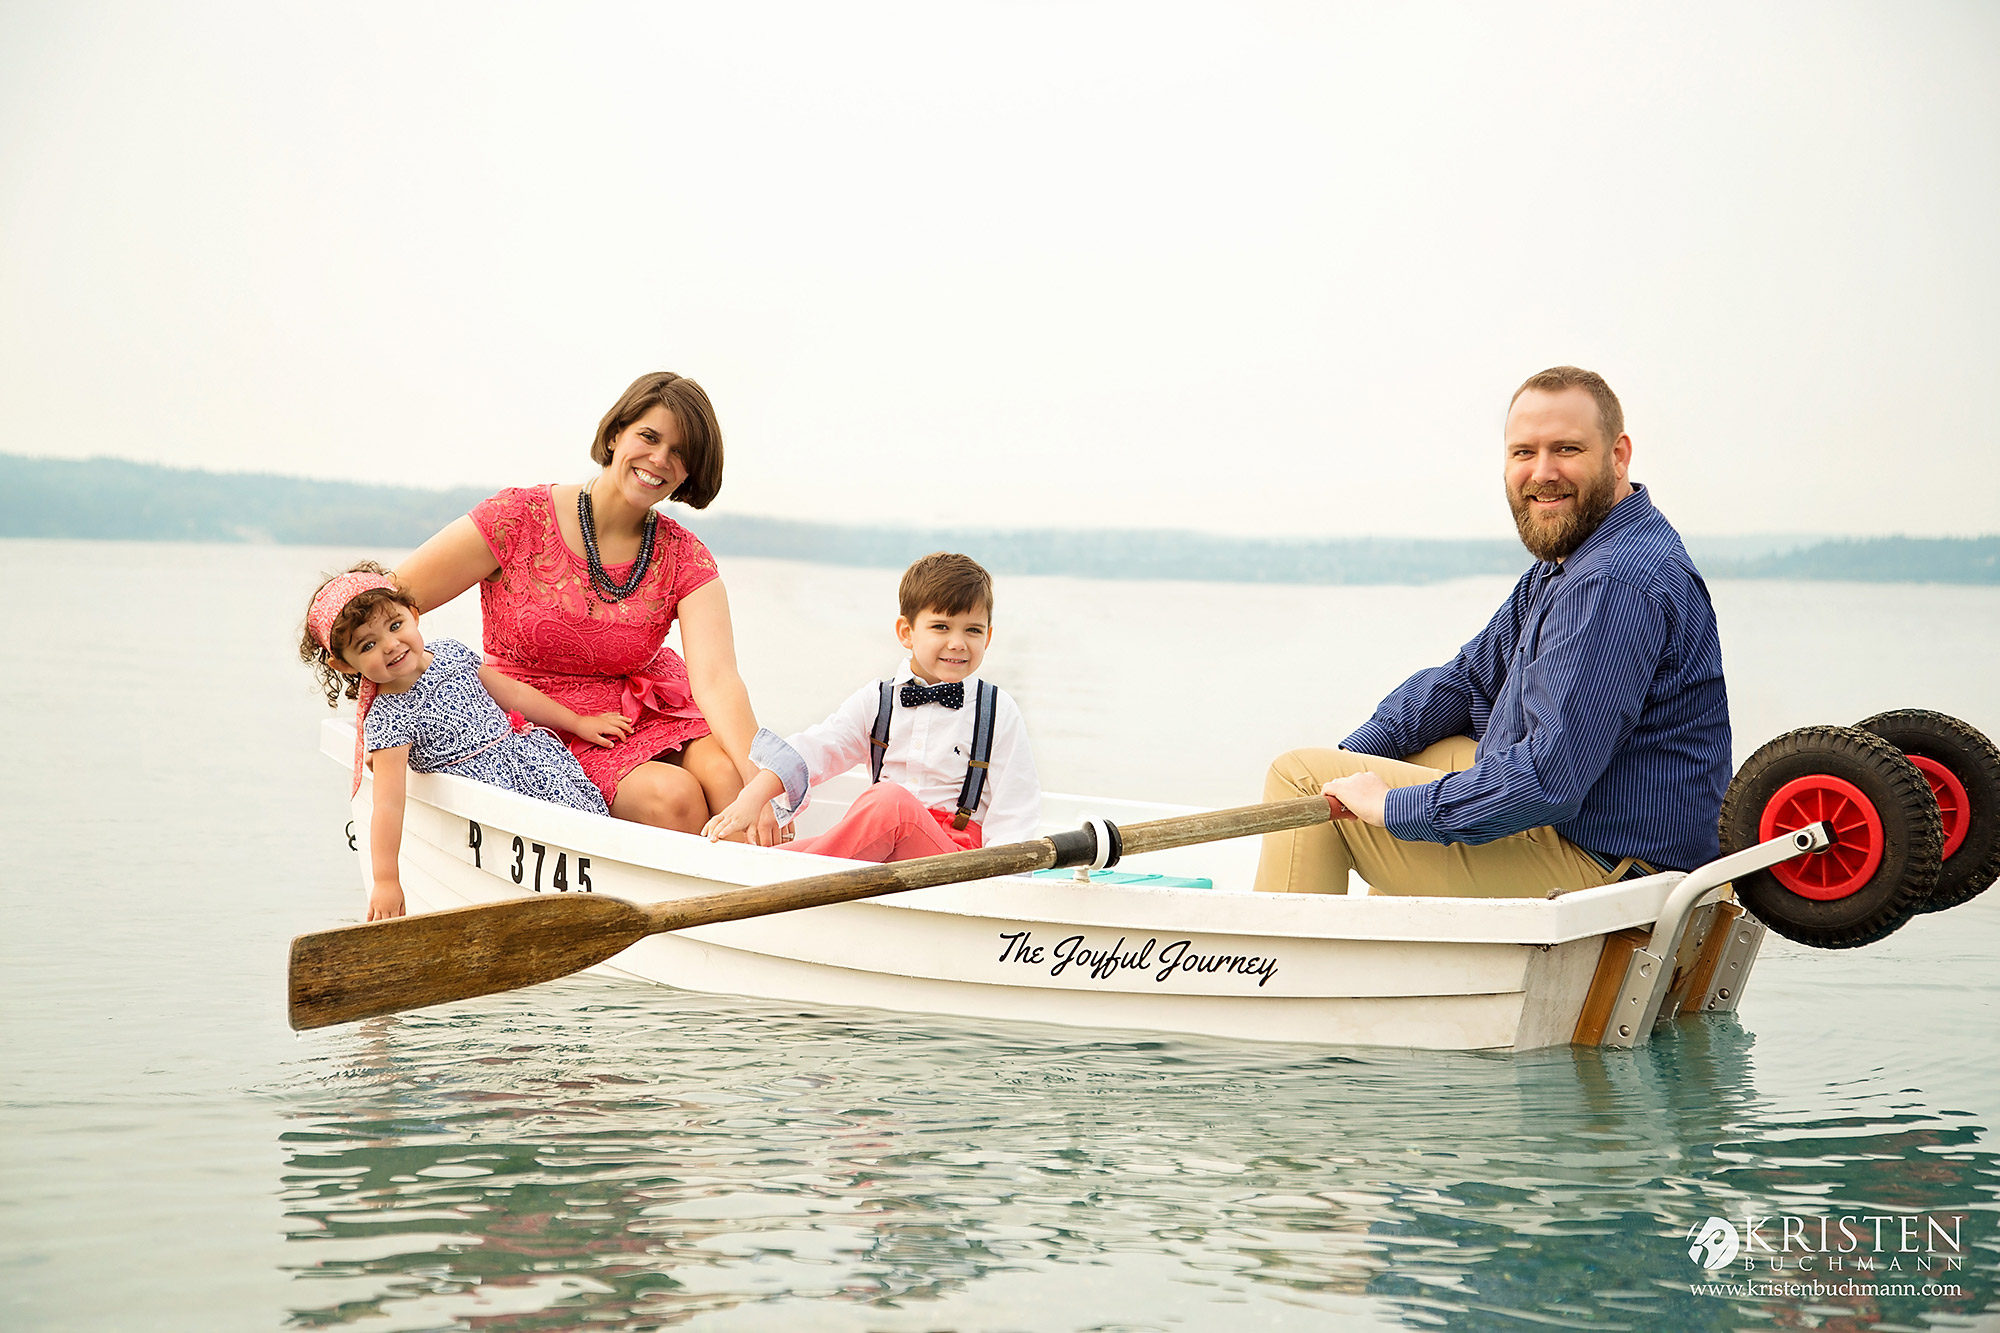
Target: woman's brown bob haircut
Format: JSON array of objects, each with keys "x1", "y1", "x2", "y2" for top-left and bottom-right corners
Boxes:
[
  {"x1": 590, "y1": 372, "x2": 725, "y2": 509},
  {"x1": 899, "y1": 552, "x2": 994, "y2": 623},
  {"x1": 298, "y1": 561, "x2": 418, "y2": 707}
]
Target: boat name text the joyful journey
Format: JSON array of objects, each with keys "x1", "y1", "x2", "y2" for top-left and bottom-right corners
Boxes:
[{"x1": 996, "y1": 930, "x2": 1281, "y2": 988}]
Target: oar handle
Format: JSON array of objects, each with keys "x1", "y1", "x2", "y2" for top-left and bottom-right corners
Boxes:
[
  {"x1": 645, "y1": 794, "x2": 1338, "y2": 934},
  {"x1": 1111, "y1": 795, "x2": 1341, "y2": 858}
]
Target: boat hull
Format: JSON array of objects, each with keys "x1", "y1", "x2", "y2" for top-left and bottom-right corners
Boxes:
[{"x1": 323, "y1": 719, "x2": 1746, "y2": 1051}]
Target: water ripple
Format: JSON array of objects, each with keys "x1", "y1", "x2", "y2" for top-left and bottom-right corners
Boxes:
[{"x1": 267, "y1": 983, "x2": 2000, "y2": 1331}]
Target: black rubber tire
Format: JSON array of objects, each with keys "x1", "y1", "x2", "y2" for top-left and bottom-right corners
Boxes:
[
  {"x1": 1718, "y1": 725, "x2": 1943, "y2": 949},
  {"x1": 1856, "y1": 709, "x2": 2000, "y2": 912}
]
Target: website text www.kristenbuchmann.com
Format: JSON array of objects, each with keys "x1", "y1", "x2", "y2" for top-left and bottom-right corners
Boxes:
[{"x1": 1691, "y1": 1279, "x2": 1963, "y2": 1299}]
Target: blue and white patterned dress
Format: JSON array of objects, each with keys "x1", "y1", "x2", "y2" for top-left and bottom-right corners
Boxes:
[{"x1": 362, "y1": 638, "x2": 609, "y2": 815}]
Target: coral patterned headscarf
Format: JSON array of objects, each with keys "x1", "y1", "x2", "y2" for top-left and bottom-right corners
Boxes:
[{"x1": 309, "y1": 571, "x2": 401, "y2": 797}]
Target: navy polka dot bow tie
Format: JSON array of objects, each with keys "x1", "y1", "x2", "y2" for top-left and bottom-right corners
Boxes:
[{"x1": 900, "y1": 679, "x2": 965, "y2": 709}]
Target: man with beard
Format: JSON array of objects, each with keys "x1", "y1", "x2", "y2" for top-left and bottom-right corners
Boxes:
[{"x1": 1253, "y1": 366, "x2": 1730, "y2": 898}]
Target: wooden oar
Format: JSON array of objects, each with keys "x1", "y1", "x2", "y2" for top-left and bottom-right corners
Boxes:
[{"x1": 288, "y1": 794, "x2": 1339, "y2": 1030}]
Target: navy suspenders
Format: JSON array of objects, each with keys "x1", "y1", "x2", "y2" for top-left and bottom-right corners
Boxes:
[
  {"x1": 868, "y1": 681, "x2": 895, "y2": 783},
  {"x1": 868, "y1": 679, "x2": 998, "y2": 830},
  {"x1": 956, "y1": 680, "x2": 998, "y2": 830}
]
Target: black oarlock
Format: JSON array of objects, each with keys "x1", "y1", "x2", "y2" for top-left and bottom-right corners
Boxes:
[{"x1": 1047, "y1": 819, "x2": 1124, "y2": 872}]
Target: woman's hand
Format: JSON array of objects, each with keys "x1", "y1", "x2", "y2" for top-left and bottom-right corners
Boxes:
[
  {"x1": 368, "y1": 880, "x2": 407, "y2": 921},
  {"x1": 570, "y1": 711, "x2": 635, "y2": 748}
]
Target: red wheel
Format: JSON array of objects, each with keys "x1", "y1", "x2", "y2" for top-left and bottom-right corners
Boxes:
[
  {"x1": 1719, "y1": 725, "x2": 1941, "y2": 948},
  {"x1": 1906, "y1": 755, "x2": 1970, "y2": 861},
  {"x1": 1757, "y1": 774, "x2": 1884, "y2": 899},
  {"x1": 1857, "y1": 709, "x2": 2000, "y2": 912}
]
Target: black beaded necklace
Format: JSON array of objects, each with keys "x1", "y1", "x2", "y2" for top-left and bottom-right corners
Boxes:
[{"x1": 577, "y1": 482, "x2": 658, "y2": 603}]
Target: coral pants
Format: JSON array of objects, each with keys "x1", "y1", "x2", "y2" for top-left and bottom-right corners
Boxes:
[{"x1": 783, "y1": 781, "x2": 984, "y2": 863}]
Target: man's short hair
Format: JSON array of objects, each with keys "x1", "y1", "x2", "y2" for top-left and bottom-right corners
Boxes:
[
  {"x1": 899, "y1": 552, "x2": 993, "y2": 622},
  {"x1": 1510, "y1": 366, "x2": 1624, "y2": 447}
]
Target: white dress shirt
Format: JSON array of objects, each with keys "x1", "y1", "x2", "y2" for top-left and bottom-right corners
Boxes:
[{"x1": 773, "y1": 661, "x2": 1042, "y2": 845}]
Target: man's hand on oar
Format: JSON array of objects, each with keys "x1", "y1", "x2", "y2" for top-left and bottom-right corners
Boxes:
[
  {"x1": 1321, "y1": 772, "x2": 1389, "y2": 826},
  {"x1": 288, "y1": 795, "x2": 1340, "y2": 1030}
]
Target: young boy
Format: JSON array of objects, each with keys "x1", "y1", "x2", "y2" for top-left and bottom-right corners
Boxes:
[{"x1": 704, "y1": 552, "x2": 1041, "y2": 860}]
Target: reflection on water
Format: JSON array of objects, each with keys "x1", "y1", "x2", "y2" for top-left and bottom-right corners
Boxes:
[{"x1": 278, "y1": 987, "x2": 1999, "y2": 1331}]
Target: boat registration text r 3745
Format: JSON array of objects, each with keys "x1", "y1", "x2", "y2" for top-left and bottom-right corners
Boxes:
[{"x1": 465, "y1": 819, "x2": 593, "y2": 895}]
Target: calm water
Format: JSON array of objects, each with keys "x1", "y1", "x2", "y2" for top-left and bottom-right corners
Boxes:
[{"x1": 4, "y1": 537, "x2": 1999, "y2": 1332}]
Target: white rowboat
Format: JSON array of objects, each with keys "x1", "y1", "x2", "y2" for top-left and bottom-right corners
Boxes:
[{"x1": 322, "y1": 718, "x2": 1809, "y2": 1052}]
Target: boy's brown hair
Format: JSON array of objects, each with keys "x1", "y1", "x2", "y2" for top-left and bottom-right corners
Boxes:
[
  {"x1": 298, "y1": 561, "x2": 418, "y2": 706},
  {"x1": 589, "y1": 371, "x2": 725, "y2": 509},
  {"x1": 898, "y1": 552, "x2": 993, "y2": 623}
]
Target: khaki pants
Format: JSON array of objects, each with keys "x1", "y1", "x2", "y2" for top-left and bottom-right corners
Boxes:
[{"x1": 1252, "y1": 737, "x2": 1644, "y2": 898}]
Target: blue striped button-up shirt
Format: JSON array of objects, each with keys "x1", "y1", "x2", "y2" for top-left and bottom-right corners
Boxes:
[{"x1": 1346, "y1": 484, "x2": 1731, "y2": 871}]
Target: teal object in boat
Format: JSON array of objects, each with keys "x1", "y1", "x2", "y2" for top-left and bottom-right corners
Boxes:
[{"x1": 1028, "y1": 868, "x2": 1215, "y2": 890}]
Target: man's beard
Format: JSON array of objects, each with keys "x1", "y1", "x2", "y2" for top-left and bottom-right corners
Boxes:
[{"x1": 1508, "y1": 462, "x2": 1621, "y2": 562}]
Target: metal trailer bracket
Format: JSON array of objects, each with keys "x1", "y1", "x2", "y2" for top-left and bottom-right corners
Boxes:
[{"x1": 1599, "y1": 823, "x2": 1829, "y2": 1049}]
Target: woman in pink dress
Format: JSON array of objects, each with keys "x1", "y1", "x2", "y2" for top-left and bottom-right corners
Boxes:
[{"x1": 394, "y1": 372, "x2": 777, "y2": 842}]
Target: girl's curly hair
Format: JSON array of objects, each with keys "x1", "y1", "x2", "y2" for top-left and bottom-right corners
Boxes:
[{"x1": 299, "y1": 561, "x2": 418, "y2": 707}]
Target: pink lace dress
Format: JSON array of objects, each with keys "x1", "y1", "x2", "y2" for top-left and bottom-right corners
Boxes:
[{"x1": 470, "y1": 486, "x2": 721, "y2": 806}]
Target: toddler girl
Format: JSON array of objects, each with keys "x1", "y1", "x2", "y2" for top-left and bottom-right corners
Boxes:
[{"x1": 300, "y1": 563, "x2": 628, "y2": 920}]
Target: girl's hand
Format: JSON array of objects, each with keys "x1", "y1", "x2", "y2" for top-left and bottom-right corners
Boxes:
[
  {"x1": 703, "y1": 790, "x2": 773, "y2": 843},
  {"x1": 368, "y1": 880, "x2": 407, "y2": 921},
  {"x1": 572, "y1": 712, "x2": 635, "y2": 747}
]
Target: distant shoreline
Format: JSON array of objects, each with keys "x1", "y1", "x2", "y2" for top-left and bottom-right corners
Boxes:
[{"x1": 5, "y1": 452, "x2": 1996, "y2": 586}]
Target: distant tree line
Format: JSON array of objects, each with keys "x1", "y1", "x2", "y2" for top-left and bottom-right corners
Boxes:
[
  {"x1": 0, "y1": 453, "x2": 493, "y2": 547},
  {"x1": 4, "y1": 452, "x2": 1995, "y2": 585}
]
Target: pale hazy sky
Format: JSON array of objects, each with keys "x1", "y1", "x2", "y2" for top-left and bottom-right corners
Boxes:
[{"x1": 3, "y1": 2, "x2": 1996, "y2": 540}]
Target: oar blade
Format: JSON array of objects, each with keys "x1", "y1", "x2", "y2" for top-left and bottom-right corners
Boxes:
[{"x1": 288, "y1": 894, "x2": 654, "y2": 1030}]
